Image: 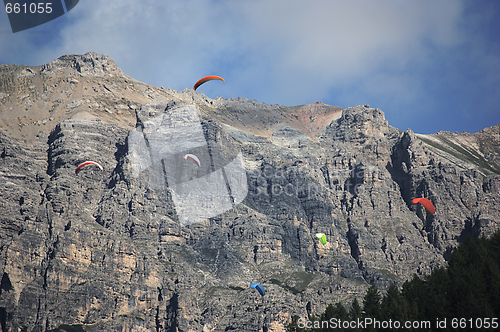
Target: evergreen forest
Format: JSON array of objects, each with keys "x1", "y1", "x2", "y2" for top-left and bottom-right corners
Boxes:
[{"x1": 287, "y1": 230, "x2": 500, "y2": 331}]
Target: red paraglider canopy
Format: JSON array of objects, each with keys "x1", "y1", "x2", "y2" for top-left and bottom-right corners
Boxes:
[
  {"x1": 75, "y1": 161, "x2": 103, "y2": 175},
  {"x1": 193, "y1": 75, "x2": 225, "y2": 91},
  {"x1": 413, "y1": 198, "x2": 435, "y2": 215},
  {"x1": 183, "y1": 154, "x2": 201, "y2": 167}
]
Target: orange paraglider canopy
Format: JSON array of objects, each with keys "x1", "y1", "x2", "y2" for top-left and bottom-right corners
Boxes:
[
  {"x1": 193, "y1": 75, "x2": 225, "y2": 91},
  {"x1": 413, "y1": 198, "x2": 435, "y2": 215}
]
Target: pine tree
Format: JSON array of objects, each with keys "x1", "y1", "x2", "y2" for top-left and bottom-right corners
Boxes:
[
  {"x1": 380, "y1": 283, "x2": 408, "y2": 326},
  {"x1": 363, "y1": 285, "x2": 381, "y2": 318},
  {"x1": 333, "y1": 302, "x2": 349, "y2": 332},
  {"x1": 321, "y1": 303, "x2": 336, "y2": 322},
  {"x1": 335, "y1": 301, "x2": 349, "y2": 321},
  {"x1": 423, "y1": 266, "x2": 450, "y2": 320},
  {"x1": 447, "y1": 235, "x2": 491, "y2": 317},
  {"x1": 349, "y1": 298, "x2": 363, "y2": 332},
  {"x1": 486, "y1": 231, "x2": 500, "y2": 316},
  {"x1": 318, "y1": 302, "x2": 349, "y2": 331},
  {"x1": 349, "y1": 298, "x2": 362, "y2": 321},
  {"x1": 401, "y1": 274, "x2": 425, "y2": 321},
  {"x1": 363, "y1": 285, "x2": 381, "y2": 331}
]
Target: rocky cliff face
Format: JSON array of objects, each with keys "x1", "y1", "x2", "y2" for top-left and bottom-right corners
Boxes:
[{"x1": 0, "y1": 52, "x2": 499, "y2": 332}]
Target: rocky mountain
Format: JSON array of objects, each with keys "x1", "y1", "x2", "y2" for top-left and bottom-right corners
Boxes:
[{"x1": 0, "y1": 52, "x2": 499, "y2": 332}]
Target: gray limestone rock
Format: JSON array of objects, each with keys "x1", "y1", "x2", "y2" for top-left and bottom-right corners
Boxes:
[{"x1": 0, "y1": 53, "x2": 499, "y2": 332}]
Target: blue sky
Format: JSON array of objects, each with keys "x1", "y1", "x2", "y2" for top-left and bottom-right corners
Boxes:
[{"x1": 1, "y1": 0, "x2": 499, "y2": 134}]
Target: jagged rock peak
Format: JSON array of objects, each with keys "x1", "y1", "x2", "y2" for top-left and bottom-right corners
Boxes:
[
  {"x1": 341, "y1": 105, "x2": 386, "y2": 123},
  {"x1": 401, "y1": 129, "x2": 416, "y2": 144},
  {"x1": 40, "y1": 52, "x2": 127, "y2": 77},
  {"x1": 323, "y1": 104, "x2": 396, "y2": 143}
]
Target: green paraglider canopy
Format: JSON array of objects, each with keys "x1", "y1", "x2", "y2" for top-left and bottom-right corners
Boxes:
[{"x1": 316, "y1": 233, "x2": 327, "y2": 246}]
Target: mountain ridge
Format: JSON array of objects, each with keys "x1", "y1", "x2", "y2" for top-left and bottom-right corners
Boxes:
[{"x1": 0, "y1": 52, "x2": 499, "y2": 331}]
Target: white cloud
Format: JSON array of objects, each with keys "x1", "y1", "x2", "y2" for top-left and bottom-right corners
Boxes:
[
  {"x1": 1, "y1": 0, "x2": 466, "y2": 90},
  {"x1": 227, "y1": 1, "x2": 464, "y2": 91},
  {"x1": 1, "y1": 0, "x2": 498, "y2": 133}
]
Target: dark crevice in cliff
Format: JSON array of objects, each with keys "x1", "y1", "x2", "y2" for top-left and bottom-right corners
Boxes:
[
  {"x1": 0, "y1": 307, "x2": 6, "y2": 332},
  {"x1": 157, "y1": 287, "x2": 163, "y2": 301},
  {"x1": 127, "y1": 220, "x2": 135, "y2": 238},
  {"x1": 387, "y1": 133, "x2": 413, "y2": 209},
  {"x1": 346, "y1": 223, "x2": 361, "y2": 266},
  {"x1": 108, "y1": 140, "x2": 128, "y2": 189},
  {"x1": 46, "y1": 124, "x2": 65, "y2": 176},
  {"x1": 345, "y1": 163, "x2": 366, "y2": 196},
  {"x1": 34, "y1": 297, "x2": 43, "y2": 328},
  {"x1": 0, "y1": 273, "x2": 13, "y2": 295},
  {"x1": 296, "y1": 227, "x2": 302, "y2": 260},
  {"x1": 155, "y1": 306, "x2": 162, "y2": 332},
  {"x1": 43, "y1": 238, "x2": 59, "y2": 292},
  {"x1": 320, "y1": 165, "x2": 331, "y2": 189},
  {"x1": 457, "y1": 217, "x2": 476, "y2": 244},
  {"x1": 202, "y1": 121, "x2": 217, "y2": 173},
  {"x1": 47, "y1": 208, "x2": 54, "y2": 239},
  {"x1": 42, "y1": 263, "x2": 49, "y2": 291},
  {"x1": 166, "y1": 293, "x2": 179, "y2": 332}
]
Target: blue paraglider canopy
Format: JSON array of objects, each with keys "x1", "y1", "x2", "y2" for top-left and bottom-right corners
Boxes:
[{"x1": 250, "y1": 283, "x2": 265, "y2": 296}]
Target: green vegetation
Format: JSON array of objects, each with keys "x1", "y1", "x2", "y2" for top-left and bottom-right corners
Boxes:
[
  {"x1": 417, "y1": 136, "x2": 500, "y2": 175},
  {"x1": 440, "y1": 136, "x2": 500, "y2": 174},
  {"x1": 47, "y1": 325, "x2": 86, "y2": 332},
  {"x1": 375, "y1": 268, "x2": 400, "y2": 280},
  {"x1": 228, "y1": 285, "x2": 245, "y2": 292},
  {"x1": 287, "y1": 230, "x2": 500, "y2": 331},
  {"x1": 270, "y1": 278, "x2": 302, "y2": 295},
  {"x1": 270, "y1": 272, "x2": 314, "y2": 295}
]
